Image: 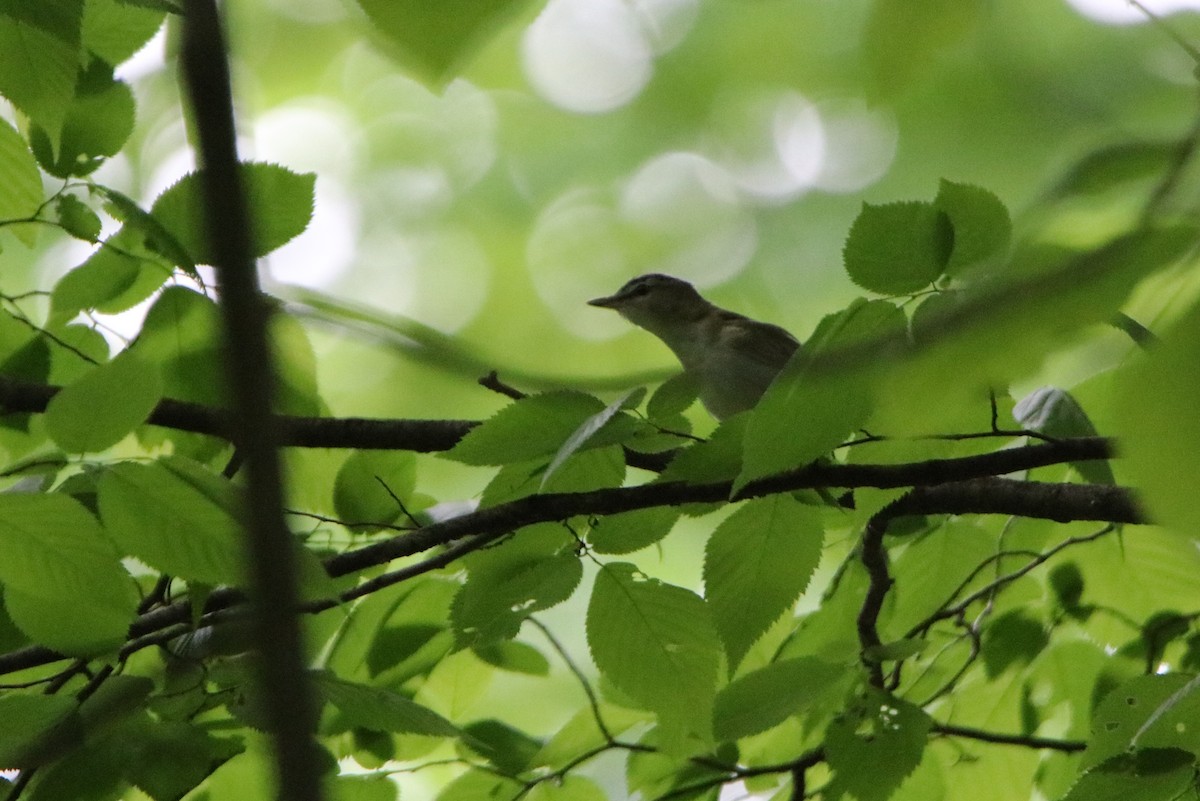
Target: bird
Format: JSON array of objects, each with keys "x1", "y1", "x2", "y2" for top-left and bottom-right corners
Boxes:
[{"x1": 588, "y1": 273, "x2": 800, "y2": 420}]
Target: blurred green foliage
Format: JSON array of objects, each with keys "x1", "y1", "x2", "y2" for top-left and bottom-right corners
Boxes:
[{"x1": 3, "y1": 1, "x2": 1200, "y2": 800}]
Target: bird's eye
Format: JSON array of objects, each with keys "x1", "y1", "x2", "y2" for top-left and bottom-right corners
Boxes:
[{"x1": 629, "y1": 284, "x2": 650, "y2": 297}]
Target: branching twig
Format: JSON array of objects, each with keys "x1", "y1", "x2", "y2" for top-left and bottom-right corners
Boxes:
[{"x1": 932, "y1": 722, "x2": 1085, "y2": 753}]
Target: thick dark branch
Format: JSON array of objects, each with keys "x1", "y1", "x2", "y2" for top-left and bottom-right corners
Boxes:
[
  {"x1": 884, "y1": 477, "x2": 1142, "y2": 523},
  {"x1": 0, "y1": 456, "x2": 1145, "y2": 678},
  {"x1": 0, "y1": 375, "x2": 475, "y2": 452},
  {"x1": 180, "y1": 3, "x2": 320, "y2": 799},
  {"x1": 0, "y1": 376, "x2": 1117, "y2": 474}
]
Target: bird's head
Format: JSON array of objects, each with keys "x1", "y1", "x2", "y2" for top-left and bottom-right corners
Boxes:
[{"x1": 588, "y1": 274, "x2": 709, "y2": 333}]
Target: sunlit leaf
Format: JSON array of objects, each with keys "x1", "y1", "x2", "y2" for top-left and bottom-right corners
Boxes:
[
  {"x1": 587, "y1": 563, "x2": 721, "y2": 744},
  {"x1": 0, "y1": 492, "x2": 137, "y2": 654},
  {"x1": 45, "y1": 349, "x2": 162, "y2": 453},
  {"x1": 713, "y1": 657, "x2": 846, "y2": 741},
  {"x1": 844, "y1": 202, "x2": 953, "y2": 294},
  {"x1": 704, "y1": 495, "x2": 824, "y2": 667}
]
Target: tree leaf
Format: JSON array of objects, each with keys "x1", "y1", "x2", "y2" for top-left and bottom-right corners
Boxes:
[
  {"x1": 473, "y1": 640, "x2": 550, "y2": 676},
  {"x1": 825, "y1": 687, "x2": 931, "y2": 801},
  {"x1": 54, "y1": 194, "x2": 102, "y2": 241},
  {"x1": 739, "y1": 299, "x2": 907, "y2": 489},
  {"x1": 1115, "y1": 298, "x2": 1200, "y2": 537},
  {"x1": 45, "y1": 350, "x2": 162, "y2": 453},
  {"x1": 0, "y1": 693, "x2": 81, "y2": 768},
  {"x1": 333, "y1": 450, "x2": 418, "y2": 529},
  {"x1": 1061, "y1": 749, "x2": 1195, "y2": 801},
  {"x1": 934, "y1": 179, "x2": 1011, "y2": 275},
  {"x1": 1086, "y1": 674, "x2": 1200, "y2": 766},
  {"x1": 0, "y1": 492, "x2": 137, "y2": 655},
  {"x1": 0, "y1": 2, "x2": 81, "y2": 145},
  {"x1": 314, "y1": 670, "x2": 459, "y2": 737},
  {"x1": 586, "y1": 562, "x2": 720, "y2": 744},
  {"x1": 354, "y1": 0, "x2": 531, "y2": 85},
  {"x1": 0, "y1": 117, "x2": 43, "y2": 245},
  {"x1": 81, "y1": 0, "x2": 166, "y2": 67},
  {"x1": 588, "y1": 506, "x2": 679, "y2": 555},
  {"x1": 704, "y1": 495, "x2": 824, "y2": 667},
  {"x1": 97, "y1": 457, "x2": 245, "y2": 585},
  {"x1": 843, "y1": 202, "x2": 954, "y2": 294},
  {"x1": 541, "y1": 387, "x2": 643, "y2": 489},
  {"x1": 30, "y1": 63, "x2": 135, "y2": 178},
  {"x1": 712, "y1": 657, "x2": 847, "y2": 741},
  {"x1": 148, "y1": 161, "x2": 316, "y2": 265},
  {"x1": 447, "y1": 391, "x2": 633, "y2": 466},
  {"x1": 451, "y1": 524, "x2": 582, "y2": 647}
]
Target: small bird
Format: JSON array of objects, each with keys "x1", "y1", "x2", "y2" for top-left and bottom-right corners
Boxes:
[{"x1": 588, "y1": 274, "x2": 800, "y2": 419}]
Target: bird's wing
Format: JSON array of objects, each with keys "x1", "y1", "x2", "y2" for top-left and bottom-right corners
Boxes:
[{"x1": 719, "y1": 313, "x2": 801, "y2": 372}]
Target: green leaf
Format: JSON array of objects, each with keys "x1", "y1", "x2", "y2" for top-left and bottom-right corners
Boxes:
[
  {"x1": 129, "y1": 286, "x2": 226, "y2": 405},
  {"x1": 447, "y1": 391, "x2": 634, "y2": 466},
  {"x1": 712, "y1": 657, "x2": 847, "y2": 741},
  {"x1": 1115, "y1": 298, "x2": 1200, "y2": 538},
  {"x1": 149, "y1": 162, "x2": 316, "y2": 265},
  {"x1": 541, "y1": 387, "x2": 643, "y2": 489},
  {"x1": 436, "y1": 769, "x2": 522, "y2": 801},
  {"x1": 0, "y1": 693, "x2": 82, "y2": 768},
  {"x1": 1086, "y1": 674, "x2": 1200, "y2": 766},
  {"x1": 97, "y1": 457, "x2": 245, "y2": 585},
  {"x1": 473, "y1": 640, "x2": 550, "y2": 676},
  {"x1": 54, "y1": 194, "x2": 102, "y2": 241},
  {"x1": 1061, "y1": 749, "x2": 1195, "y2": 801},
  {"x1": 116, "y1": 716, "x2": 245, "y2": 801},
  {"x1": 658, "y1": 413, "x2": 747, "y2": 486},
  {"x1": 30, "y1": 63, "x2": 135, "y2": 177},
  {"x1": 0, "y1": 116, "x2": 43, "y2": 245},
  {"x1": 355, "y1": 0, "x2": 531, "y2": 84},
  {"x1": 0, "y1": 2, "x2": 81, "y2": 144},
  {"x1": 647, "y1": 372, "x2": 700, "y2": 420},
  {"x1": 45, "y1": 350, "x2": 162, "y2": 453},
  {"x1": 740, "y1": 299, "x2": 907, "y2": 488},
  {"x1": 451, "y1": 525, "x2": 582, "y2": 646},
  {"x1": 934, "y1": 180, "x2": 1011, "y2": 274},
  {"x1": 876, "y1": 226, "x2": 1198, "y2": 437},
  {"x1": 883, "y1": 519, "x2": 996, "y2": 638},
  {"x1": 825, "y1": 687, "x2": 932, "y2": 801},
  {"x1": 704, "y1": 495, "x2": 824, "y2": 667},
  {"x1": 479, "y1": 447, "x2": 625, "y2": 507},
  {"x1": 314, "y1": 670, "x2": 459, "y2": 737},
  {"x1": 0, "y1": 492, "x2": 137, "y2": 654},
  {"x1": 82, "y1": 0, "x2": 165, "y2": 67},
  {"x1": 461, "y1": 718, "x2": 542, "y2": 774},
  {"x1": 1013, "y1": 386, "x2": 1113, "y2": 484},
  {"x1": 843, "y1": 201, "x2": 954, "y2": 294},
  {"x1": 522, "y1": 775, "x2": 607, "y2": 801},
  {"x1": 586, "y1": 562, "x2": 721, "y2": 744},
  {"x1": 588, "y1": 506, "x2": 679, "y2": 555},
  {"x1": 333, "y1": 450, "x2": 418, "y2": 529},
  {"x1": 983, "y1": 613, "x2": 1045, "y2": 677},
  {"x1": 94, "y1": 184, "x2": 197, "y2": 273},
  {"x1": 50, "y1": 247, "x2": 153, "y2": 324}
]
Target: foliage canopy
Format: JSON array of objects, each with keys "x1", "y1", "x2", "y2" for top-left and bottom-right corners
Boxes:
[{"x1": 1, "y1": 1, "x2": 1200, "y2": 801}]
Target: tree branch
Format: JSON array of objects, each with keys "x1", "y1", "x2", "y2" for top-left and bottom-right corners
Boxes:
[
  {"x1": 0, "y1": 464, "x2": 1148, "y2": 680},
  {"x1": 180, "y1": 3, "x2": 320, "y2": 798},
  {"x1": 931, "y1": 722, "x2": 1086, "y2": 753}
]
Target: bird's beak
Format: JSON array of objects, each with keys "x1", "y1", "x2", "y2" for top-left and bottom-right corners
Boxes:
[{"x1": 587, "y1": 293, "x2": 622, "y2": 308}]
